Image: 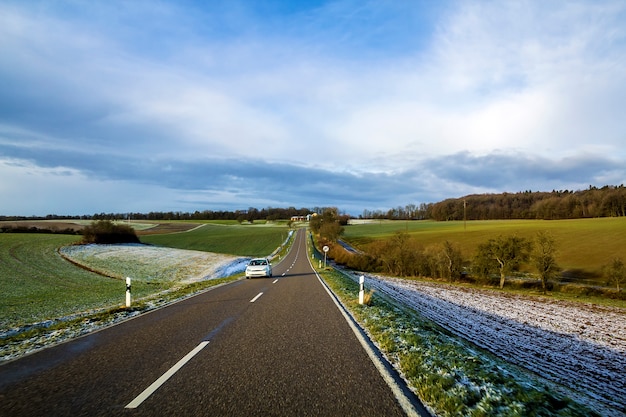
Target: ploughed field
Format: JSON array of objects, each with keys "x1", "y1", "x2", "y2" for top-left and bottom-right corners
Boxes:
[{"x1": 361, "y1": 274, "x2": 625, "y2": 415}]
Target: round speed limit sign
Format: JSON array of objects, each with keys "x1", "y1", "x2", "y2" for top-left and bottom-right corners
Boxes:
[{"x1": 322, "y1": 245, "x2": 329, "y2": 253}]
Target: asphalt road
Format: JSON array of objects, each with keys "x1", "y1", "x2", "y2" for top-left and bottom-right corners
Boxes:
[{"x1": 0, "y1": 229, "x2": 427, "y2": 416}]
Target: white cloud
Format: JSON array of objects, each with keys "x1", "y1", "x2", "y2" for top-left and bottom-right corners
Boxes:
[
  {"x1": 0, "y1": 157, "x2": 181, "y2": 216},
  {"x1": 0, "y1": 1, "x2": 625, "y2": 215}
]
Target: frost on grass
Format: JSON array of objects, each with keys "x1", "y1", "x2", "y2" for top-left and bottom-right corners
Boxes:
[
  {"x1": 362, "y1": 274, "x2": 626, "y2": 416},
  {"x1": 60, "y1": 243, "x2": 245, "y2": 283}
]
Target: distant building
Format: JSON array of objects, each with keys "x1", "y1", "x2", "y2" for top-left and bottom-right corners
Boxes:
[{"x1": 290, "y1": 214, "x2": 312, "y2": 222}]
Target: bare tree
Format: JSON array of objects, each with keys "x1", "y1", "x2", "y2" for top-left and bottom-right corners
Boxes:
[
  {"x1": 369, "y1": 232, "x2": 422, "y2": 277},
  {"x1": 442, "y1": 241, "x2": 464, "y2": 281},
  {"x1": 475, "y1": 235, "x2": 532, "y2": 288},
  {"x1": 532, "y1": 231, "x2": 561, "y2": 294},
  {"x1": 604, "y1": 257, "x2": 625, "y2": 292}
]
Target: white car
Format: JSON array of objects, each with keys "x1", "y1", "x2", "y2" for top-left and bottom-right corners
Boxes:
[{"x1": 245, "y1": 258, "x2": 272, "y2": 278}]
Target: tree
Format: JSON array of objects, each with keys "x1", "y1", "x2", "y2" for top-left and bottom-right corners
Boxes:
[
  {"x1": 474, "y1": 235, "x2": 531, "y2": 288},
  {"x1": 442, "y1": 241, "x2": 464, "y2": 281},
  {"x1": 81, "y1": 220, "x2": 139, "y2": 244},
  {"x1": 424, "y1": 241, "x2": 464, "y2": 280},
  {"x1": 319, "y1": 221, "x2": 344, "y2": 242},
  {"x1": 532, "y1": 231, "x2": 561, "y2": 294},
  {"x1": 604, "y1": 258, "x2": 625, "y2": 292},
  {"x1": 310, "y1": 207, "x2": 344, "y2": 242},
  {"x1": 371, "y1": 231, "x2": 422, "y2": 277}
]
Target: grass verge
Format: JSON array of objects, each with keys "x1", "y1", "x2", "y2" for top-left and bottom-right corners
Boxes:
[{"x1": 1, "y1": 275, "x2": 241, "y2": 362}]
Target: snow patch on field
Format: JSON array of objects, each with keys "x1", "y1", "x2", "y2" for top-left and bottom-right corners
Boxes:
[
  {"x1": 214, "y1": 258, "x2": 250, "y2": 277},
  {"x1": 60, "y1": 244, "x2": 246, "y2": 282},
  {"x1": 362, "y1": 274, "x2": 626, "y2": 415}
]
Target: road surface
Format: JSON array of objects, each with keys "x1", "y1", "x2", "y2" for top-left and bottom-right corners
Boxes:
[{"x1": 0, "y1": 229, "x2": 427, "y2": 416}]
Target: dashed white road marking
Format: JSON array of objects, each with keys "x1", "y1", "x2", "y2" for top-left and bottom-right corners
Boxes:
[
  {"x1": 125, "y1": 341, "x2": 210, "y2": 409},
  {"x1": 250, "y1": 292, "x2": 264, "y2": 303},
  {"x1": 272, "y1": 279, "x2": 279, "y2": 284}
]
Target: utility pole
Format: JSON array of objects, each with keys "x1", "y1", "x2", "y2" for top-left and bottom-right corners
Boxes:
[{"x1": 464, "y1": 198, "x2": 467, "y2": 231}]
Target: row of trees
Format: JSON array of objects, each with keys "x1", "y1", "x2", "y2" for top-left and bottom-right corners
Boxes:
[
  {"x1": 91, "y1": 207, "x2": 315, "y2": 223},
  {"x1": 0, "y1": 224, "x2": 81, "y2": 235},
  {"x1": 1, "y1": 207, "x2": 315, "y2": 223},
  {"x1": 360, "y1": 203, "x2": 432, "y2": 220}
]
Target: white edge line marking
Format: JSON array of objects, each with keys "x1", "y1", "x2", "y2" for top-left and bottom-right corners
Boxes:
[
  {"x1": 125, "y1": 341, "x2": 210, "y2": 409},
  {"x1": 250, "y1": 292, "x2": 264, "y2": 303},
  {"x1": 308, "y1": 258, "x2": 422, "y2": 417}
]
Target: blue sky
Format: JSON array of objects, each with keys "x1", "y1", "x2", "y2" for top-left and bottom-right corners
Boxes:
[{"x1": 1, "y1": 0, "x2": 625, "y2": 216}]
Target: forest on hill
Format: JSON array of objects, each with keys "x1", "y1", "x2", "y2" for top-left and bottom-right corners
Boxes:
[
  {"x1": 430, "y1": 185, "x2": 626, "y2": 221},
  {"x1": 362, "y1": 185, "x2": 626, "y2": 221}
]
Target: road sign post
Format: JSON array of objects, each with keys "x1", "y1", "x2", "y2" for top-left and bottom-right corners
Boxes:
[
  {"x1": 125, "y1": 277, "x2": 132, "y2": 307},
  {"x1": 359, "y1": 275, "x2": 365, "y2": 304},
  {"x1": 322, "y1": 245, "x2": 329, "y2": 269}
]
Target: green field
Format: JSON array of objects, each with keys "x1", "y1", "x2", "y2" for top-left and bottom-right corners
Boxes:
[
  {"x1": 344, "y1": 218, "x2": 626, "y2": 275},
  {"x1": 0, "y1": 223, "x2": 291, "y2": 329},
  {"x1": 0, "y1": 234, "x2": 174, "y2": 328},
  {"x1": 140, "y1": 223, "x2": 290, "y2": 256}
]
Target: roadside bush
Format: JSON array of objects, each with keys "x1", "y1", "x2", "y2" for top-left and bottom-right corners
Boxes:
[
  {"x1": 555, "y1": 282, "x2": 626, "y2": 300},
  {"x1": 312, "y1": 237, "x2": 378, "y2": 273},
  {"x1": 507, "y1": 279, "x2": 554, "y2": 291},
  {"x1": 80, "y1": 220, "x2": 140, "y2": 244},
  {"x1": 329, "y1": 245, "x2": 379, "y2": 272}
]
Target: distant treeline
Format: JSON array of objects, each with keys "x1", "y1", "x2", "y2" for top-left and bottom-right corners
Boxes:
[
  {"x1": 0, "y1": 225, "x2": 82, "y2": 235},
  {"x1": 0, "y1": 207, "x2": 315, "y2": 223},
  {"x1": 2, "y1": 185, "x2": 625, "y2": 222},
  {"x1": 362, "y1": 185, "x2": 626, "y2": 221}
]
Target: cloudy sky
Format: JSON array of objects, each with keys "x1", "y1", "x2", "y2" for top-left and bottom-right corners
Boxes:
[{"x1": 1, "y1": 0, "x2": 625, "y2": 216}]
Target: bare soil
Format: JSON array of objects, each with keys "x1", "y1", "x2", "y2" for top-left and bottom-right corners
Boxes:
[{"x1": 366, "y1": 275, "x2": 626, "y2": 416}]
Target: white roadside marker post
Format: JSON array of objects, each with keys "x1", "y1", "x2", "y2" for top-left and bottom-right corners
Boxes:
[
  {"x1": 359, "y1": 275, "x2": 365, "y2": 305},
  {"x1": 125, "y1": 277, "x2": 132, "y2": 307}
]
